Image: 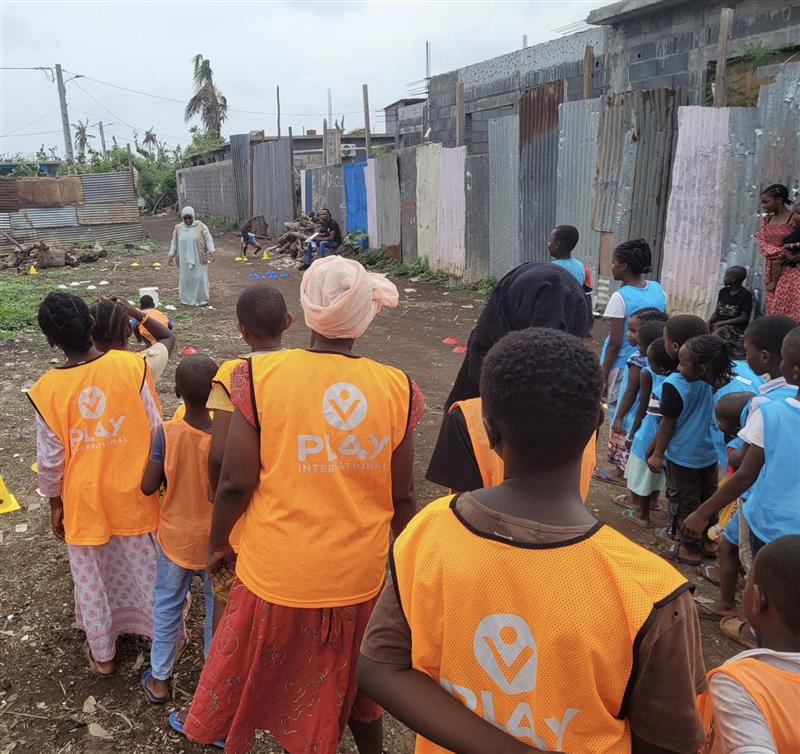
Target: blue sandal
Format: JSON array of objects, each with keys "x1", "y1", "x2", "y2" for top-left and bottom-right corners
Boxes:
[
  {"x1": 167, "y1": 710, "x2": 225, "y2": 749},
  {"x1": 140, "y1": 668, "x2": 169, "y2": 705}
]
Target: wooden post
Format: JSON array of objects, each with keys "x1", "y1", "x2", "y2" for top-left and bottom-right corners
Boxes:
[
  {"x1": 714, "y1": 7, "x2": 735, "y2": 107},
  {"x1": 322, "y1": 118, "x2": 328, "y2": 166},
  {"x1": 126, "y1": 142, "x2": 133, "y2": 173},
  {"x1": 98, "y1": 121, "x2": 107, "y2": 158},
  {"x1": 455, "y1": 80, "x2": 464, "y2": 147},
  {"x1": 276, "y1": 85, "x2": 281, "y2": 137},
  {"x1": 583, "y1": 45, "x2": 594, "y2": 99},
  {"x1": 362, "y1": 83, "x2": 372, "y2": 158}
]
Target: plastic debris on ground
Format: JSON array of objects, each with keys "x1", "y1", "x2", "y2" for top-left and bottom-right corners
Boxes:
[
  {"x1": 452, "y1": 345, "x2": 467, "y2": 353},
  {"x1": 442, "y1": 337, "x2": 460, "y2": 345}
]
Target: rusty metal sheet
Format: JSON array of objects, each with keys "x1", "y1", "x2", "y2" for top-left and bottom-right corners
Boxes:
[
  {"x1": 397, "y1": 149, "x2": 417, "y2": 263},
  {"x1": 488, "y1": 115, "x2": 520, "y2": 280},
  {"x1": 661, "y1": 107, "x2": 730, "y2": 316},
  {"x1": 415, "y1": 143, "x2": 441, "y2": 264},
  {"x1": 33, "y1": 225, "x2": 93, "y2": 245},
  {"x1": 592, "y1": 93, "x2": 633, "y2": 233},
  {"x1": 310, "y1": 166, "x2": 346, "y2": 232},
  {"x1": 557, "y1": 98, "x2": 602, "y2": 288},
  {"x1": 0, "y1": 177, "x2": 19, "y2": 211},
  {"x1": 434, "y1": 146, "x2": 466, "y2": 278},
  {"x1": 519, "y1": 81, "x2": 564, "y2": 263},
  {"x1": 76, "y1": 200, "x2": 139, "y2": 225},
  {"x1": 89, "y1": 223, "x2": 145, "y2": 245},
  {"x1": 365, "y1": 158, "x2": 378, "y2": 247},
  {"x1": 374, "y1": 154, "x2": 401, "y2": 259},
  {"x1": 230, "y1": 134, "x2": 251, "y2": 226},
  {"x1": 79, "y1": 172, "x2": 135, "y2": 203},
  {"x1": 16, "y1": 206, "x2": 79, "y2": 228},
  {"x1": 251, "y1": 138, "x2": 294, "y2": 237},
  {"x1": 464, "y1": 154, "x2": 489, "y2": 284}
]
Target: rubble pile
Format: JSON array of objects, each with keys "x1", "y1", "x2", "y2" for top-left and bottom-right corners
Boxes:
[{"x1": 0, "y1": 236, "x2": 107, "y2": 271}]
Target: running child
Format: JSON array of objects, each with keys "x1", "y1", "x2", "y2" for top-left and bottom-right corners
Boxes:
[
  {"x1": 135, "y1": 294, "x2": 173, "y2": 346},
  {"x1": 359, "y1": 328, "x2": 705, "y2": 753},
  {"x1": 648, "y1": 334, "x2": 734, "y2": 564},
  {"x1": 708, "y1": 266, "x2": 753, "y2": 334},
  {"x1": 599, "y1": 239, "x2": 666, "y2": 407},
  {"x1": 140, "y1": 354, "x2": 218, "y2": 704},
  {"x1": 240, "y1": 221, "x2": 263, "y2": 258},
  {"x1": 28, "y1": 292, "x2": 162, "y2": 675},
  {"x1": 621, "y1": 328, "x2": 675, "y2": 527},
  {"x1": 697, "y1": 535, "x2": 800, "y2": 753},
  {"x1": 597, "y1": 308, "x2": 668, "y2": 487}
]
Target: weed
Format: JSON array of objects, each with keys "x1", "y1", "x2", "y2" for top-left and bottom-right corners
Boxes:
[
  {"x1": 0, "y1": 272, "x2": 73, "y2": 341},
  {"x1": 463, "y1": 276, "x2": 496, "y2": 296},
  {"x1": 197, "y1": 215, "x2": 239, "y2": 231}
]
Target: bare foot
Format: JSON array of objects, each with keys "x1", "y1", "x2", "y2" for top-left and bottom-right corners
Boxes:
[
  {"x1": 705, "y1": 600, "x2": 738, "y2": 618},
  {"x1": 146, "y1": 675, "x2": 170, "y2": 701},
  {"x1": 83, "y1": 641, "x2": 114, "y2": 676}
]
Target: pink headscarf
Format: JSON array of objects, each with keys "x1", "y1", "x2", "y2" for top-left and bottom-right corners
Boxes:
[{"x1": 300, "y1": 256, "x2": 398, "y2": 339}]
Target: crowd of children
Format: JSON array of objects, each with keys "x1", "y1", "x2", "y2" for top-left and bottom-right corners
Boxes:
[{"x1": 25, "y1": 227, "x2": 800, "y2": 753}]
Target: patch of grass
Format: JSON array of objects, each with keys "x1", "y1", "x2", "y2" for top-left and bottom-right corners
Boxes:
[
  {"x1": 197, "y1": 214, "x2": 239, "y2": 231},
  {"x1": 462, "y1": 276, "x2": 496, "y2": 296},
  {"x1": 0, "y1": 273, "x2": 66, "y2": 341}
]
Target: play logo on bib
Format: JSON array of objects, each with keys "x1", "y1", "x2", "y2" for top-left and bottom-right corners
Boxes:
[
  {"x1": 77, "y1": 386, "x2": 106, "y2": 420},
  {"x1": 323, "y1": 383, "x2": 367, "y2": 430},
  {"x1": 473, "y1": 614, "x2": 537, "y2": 694}
]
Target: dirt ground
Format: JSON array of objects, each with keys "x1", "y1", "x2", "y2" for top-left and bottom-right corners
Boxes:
[{"x1": 0, "y1": 215, "x2": 743, "y2": 754}]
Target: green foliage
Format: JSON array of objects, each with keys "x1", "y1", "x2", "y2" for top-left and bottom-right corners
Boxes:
[
  {"x1": 0, "y1": 272, "x2": 73, "y2": 340},
  {"x1": 185, "y1": 55, "x2": 228, "y2": 134},
  {"x1": 347, "y1": 127, "x2": 366, "y2": 135},
  {"x1": 463, "y1": 276, "x2": 496, "y2": 296},
  {"x1": 9, "y1": 162, "x2": 39, "y2": 177},
  {"x1": 370, "y1": 146, "x2": 393, "y2": 158},
  {"x1": 196, "y1": 214, "x2": 239, "y2": 231},
  {"x1": 184, "y1": 127, "x2": 226, "y2": 162}
]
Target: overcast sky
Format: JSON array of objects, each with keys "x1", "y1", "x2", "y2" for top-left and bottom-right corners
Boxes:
[{"x1": 1, "y1": 0, "x2": 607, "y2": 159}]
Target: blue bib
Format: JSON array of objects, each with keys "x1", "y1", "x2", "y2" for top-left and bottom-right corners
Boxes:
[
  {"x1": 552, "y1": 257, "x2": 586, "y2": 287},
  {"x1": 663, "y1": 373, "x2": 717, "y2": 469},
  {"x1": 614, "y1": 355, "x2": 647, "y2": 434},
  {"x1": 711, "y1": 361, "x2": 763, "y2": 468},
  {"x1": 600, "y1": 282, "x2": 667, "y2": 371},
  {"x1": 630, "y1": 370, "x2": 667, "y2": 460},
  {"x1": 743, "y1": 399, "x2": 800, "y2": 543}
]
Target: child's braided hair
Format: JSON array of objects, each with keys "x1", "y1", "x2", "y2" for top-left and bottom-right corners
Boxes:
[
  {"x1": 713, "y1": 325, "x2": 746, "y2": 359},
  {"x1": 89, "y1": 299, "x2": 130, "y2": 350},
  {"x1": 630, "y1": 307, "x2": 668, "y2": 324},
  {"x1": 37, "y1": 292, "x2": 93, "y2": 352},
  {"x1": 683, "y1": 334, "x2": 734, "y2": 389},
  {"x1": 614, "y1": 239, "x2": 653, "y2": 275}
]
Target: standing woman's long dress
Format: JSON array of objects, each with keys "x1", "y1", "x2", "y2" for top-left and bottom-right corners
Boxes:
[
  {"x1": 756, "y1": 214, "x2": 800, "y2": 321},
  {"x1": 170, "y1": 222, "x2": 214, "y2": 306}
]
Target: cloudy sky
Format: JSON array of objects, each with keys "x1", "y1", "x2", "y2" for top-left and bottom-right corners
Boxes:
[{"x1": 1, "y1": 0, "x2": 607, "y2": 158}]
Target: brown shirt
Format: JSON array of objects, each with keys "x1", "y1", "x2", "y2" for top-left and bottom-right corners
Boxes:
[{"x1": 361, "y1": 493, "x2": 707, "y2": 753}]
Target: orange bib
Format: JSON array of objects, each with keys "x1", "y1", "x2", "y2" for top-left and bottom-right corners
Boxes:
[
  {"x1": 393, "y1": 495, "x2": 689, "y2": 754},
  {"x1": 158, "y1": 419, "x2": 212, "y2": 570},
  {"x1": 236, "y1": 349, "x2": 411, "y2": 608},
  {"x1": 139, "y1": 309, "x2": 170, "y2": 345},
  {"x1": 28, "y1": 350, "x2": 160, "y2": 545},
  {"x1": 452, "y1": 398, "x2": 596, "y2": 500},
  {"x1": 698, "y1": 656, "x2": 800, "y2": 753}
]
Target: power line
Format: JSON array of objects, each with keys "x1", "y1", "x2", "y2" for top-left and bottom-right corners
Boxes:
[
  {"x1": 0, "y1": 130, "x2": 63, "y2": 138},
  {"x1": 1, "y1": 107, "x2": 60, "y2": 137}
]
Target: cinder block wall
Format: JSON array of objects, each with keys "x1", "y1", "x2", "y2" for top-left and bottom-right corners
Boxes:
[{"x1": 176, "y1": 162, "x2": 238, "y2": 221}]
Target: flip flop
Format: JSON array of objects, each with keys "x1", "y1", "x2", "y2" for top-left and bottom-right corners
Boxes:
[
  {"x1": 694, "y1": 599, "x2": 738, "y2": 621},
  {"x1": 720, "y1": 616, "x2": 758, "y2": 649},
  {"x1": 613, "y1": 494, "x2": 636, "y2": 510},
  {"x1": 655, "y1": 526, "x2": 680, "y2": 544},
  {"x1": 700, "y1": 563, "x2": 720, "y2": 586},
  {"x1": 663, "y1": 543, "x2": 702, "y2": 566},
  {"x1": 168, "y1": 711, "x2": 225, "y2": 749},
  {"x1": 83, "y1": 640, "x2": 113, "y2": 677},
  {"x1": 622, "y1": 508, "x2": 651, "y2": 528},
  {"x1": 141, "y1": 668, "x2": 169, "y2": 705},
  {"x1": 649, "y1": 501, "x2": 664, "y2": 512},
  {"x1": 592, "y1": 469, "x2": 626, "y2": 488}
]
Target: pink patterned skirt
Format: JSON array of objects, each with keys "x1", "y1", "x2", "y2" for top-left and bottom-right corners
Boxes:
[{"x1": 67, "y1": 533, "x2": 158, "y2": 662}]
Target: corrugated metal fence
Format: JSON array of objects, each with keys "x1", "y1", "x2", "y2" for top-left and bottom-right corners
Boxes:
[{"x1": 252, "y1": 138, "x2": 293, "y2": 237}]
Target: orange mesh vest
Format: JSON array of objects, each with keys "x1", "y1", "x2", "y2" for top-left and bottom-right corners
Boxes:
[
  {"x1": 28, "y1": 350, "x2": 159, "y2": 545},
  {"x1": 393, "y1": 495, "x2": 690, "y2": 754},
  {"x1": 236, "y1": 349, "x2": 411, "y2": 608},
  {"x1": 139, "y1": 309, "x2": 170, "y2": 345},
  {"x1": 697, "y1": 656, "x2": 800, "y2": 753},
  {"x1": 451, "y1": 398, "x2": 596, "y2": 501},
  {"x1": 159, "y1": 419, "x2": 212, "y2": 569}
]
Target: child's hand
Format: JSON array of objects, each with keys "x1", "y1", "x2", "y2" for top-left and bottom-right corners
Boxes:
[
  {"x1": 765, "y1": 281, "x2": 777, "y2": 292},
  {"x1": 50, "y1": 499, "x2": 65, "y2": 541},
  {"x1": 611, "y1": 417, "x2": 623, "y2": 434},
  {"x1": 207, "y1": 543, "x2": 235, "y2": 576},
  {"x1": 682, "y1": 511, "x2": 709, "y2": 541},
  {"x1": 168, "y1": 255, "x2": 176, "y2": 267},
  {"x1": 646, "y1": 453, "x2": 663, "y2": 474}
]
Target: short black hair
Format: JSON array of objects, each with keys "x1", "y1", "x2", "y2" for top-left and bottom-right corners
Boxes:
[
  {"x1": 752, "y1": 535, "x2": 800, "y2": 635},
  {"x1": 614, "y1": 239, "x2": 653, "y2": 275},
  {"x1": 761, "y1": 183, "x2": 791, "y2": 205},
  {"x1": 714, "y1": 325, "x2": 746, "y2": 359},
  {"x1": 715, "y1": 391, "x2": 753, "y2": 429},
  {"x1": 236, "y1": 284, "x2": 288, "y2": 339},
  {"x1": 783, "y1": 326, "x2": 800, "y2": 366},
  {"x1": 629, "y1": 307, "x2": 668, "y2": 324},
  {"x1": 725, "y1": 266, "x2": 747, "y2": 284},
  {"x1": 551, "y1": 225, "x2": 579, "y2": 253},
  {"x1": 647, "y1": 337, "x2": 678, "y2": 373},
  {"x1": 37, "y1": 292, "x2": 93, "y2": 353},
  {"x1": 746, "y1": 315, "x2": 797, "y2": 356},
  {"x1": 481, "y1": 328, "x2": 601, "y2": 465},
  {"x1": 90, "y1": 299, "x2": 129, "y2": 350},
  {"x1": 665, "y1": 314, "x2": 708, "y2": 348},
  {"x1": 637, "y1": 320, "x2": 665, "y2": 350},
  {"x1": 683, "y1": 334, "x2": 734, "y2": 389},
  {"x1": 140, "y1": 295, "x2": 155, "y2": 309},
  {"x1": 175, "y1": 354, "x2": 218, "y2": 406}
]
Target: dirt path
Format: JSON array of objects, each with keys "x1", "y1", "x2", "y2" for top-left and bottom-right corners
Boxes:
[{"x1": 0, "y1": 215, "x2": 741, "y2": 753}]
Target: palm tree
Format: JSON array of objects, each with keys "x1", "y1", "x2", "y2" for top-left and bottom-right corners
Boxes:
[
  {"x1": 71, "y1": 119, "x2": 95, "y2": 161},
  {"x1": 184, "y1": 54, "x2": 228, "y2": 135},
  {"x1": 143, "y1": 128, "x2": 158, "y2": 157}
]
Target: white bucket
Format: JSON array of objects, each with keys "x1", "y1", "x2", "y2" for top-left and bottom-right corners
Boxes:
[{"x1": 138, "y1": 286, "x2": 160, "y2": 307}]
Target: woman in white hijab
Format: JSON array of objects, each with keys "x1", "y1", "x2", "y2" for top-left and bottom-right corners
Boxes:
[{"x1": 168, "y1": 206, "x2": 215, "y2": 306}]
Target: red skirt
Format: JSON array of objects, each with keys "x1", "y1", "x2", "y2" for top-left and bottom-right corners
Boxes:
[{"x1": 183, "y1": 580, "x2": 381, "y2": 754}]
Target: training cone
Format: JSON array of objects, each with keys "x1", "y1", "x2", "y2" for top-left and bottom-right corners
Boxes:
[
  {"x1": 180, "y1": 346, "x2": 198, "y2": 356},
  {"x1": 0, "y1": 475, "x2": 21, "y2": 515},
  {"x1": 31, "y1": 462, "x2": 38, "y2": 473},
  {"x1": 262, "y1": 250, "x2": 269, "y2": 260},
  {"x1": 442, "y1": 337, "x2": 460, "y2": 345},
  {"x1": 27, "y1": 265, "x2": 37, "y2": 276},
  {"x1": 452, "y1": 345, "x2": 467, "y2": 354},
  {"x1": 131, "y1": 262, "x2": 140, "y2": 268}
]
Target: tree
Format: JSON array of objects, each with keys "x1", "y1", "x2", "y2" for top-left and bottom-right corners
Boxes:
[
  {"x1": 143, "y1": 128, "x2": 158, "y2": 157},
  {"x1": 184, "y1": 54, "x2": 228, "y2": 136},
  {"x1": 71, "y1": 119, "x2": 95, "y2": 161}
]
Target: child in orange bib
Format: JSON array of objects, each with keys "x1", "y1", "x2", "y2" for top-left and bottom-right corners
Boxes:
[
  {"x1": 28, "y1": 293, "x2": 162, "y2": 677},
  {"x1": 697, "y1": 535, "x2": 800, "y2": 753},
  {"x1": 140, "y1": 354, "x2": 218, "y2": 704}
]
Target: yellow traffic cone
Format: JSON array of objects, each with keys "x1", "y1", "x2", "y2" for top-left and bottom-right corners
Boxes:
[
  {"x1": 0, "y1": 475, "x2": 21, "y2": 514},
  {"x1": 262, "y1": 249, "x2": 270, "y2": 261},
  {"x1": 131, "y1": 262, "x2": 140, "y2": 268},
  {"x1": 28, "y1": 265, "x2": 37, "y2": 275}
]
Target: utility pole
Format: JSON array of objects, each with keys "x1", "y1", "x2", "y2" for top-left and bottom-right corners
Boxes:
[
  {"x1": 276, "y1": 85, "x2": 281, "y2": 137},
  {"x1": 55, "y1": 64, "x2": 74, "y2": 162},
  {"x1": 362, "y1": 84, "x2": 372, "y2": 158},
  {"x1": 714, "y1": 7, "x2": 735, "y2": 106},
  {"x1": 98, "y1": 121, "x2": 108, "y2": 158}
]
